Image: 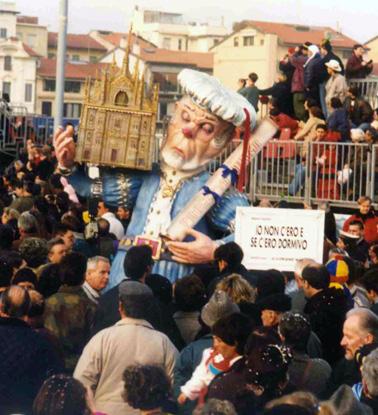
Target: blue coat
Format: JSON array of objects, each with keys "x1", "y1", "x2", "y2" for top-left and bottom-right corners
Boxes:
[{"x1": 68, "y1": 166, "x2": 249, "y2": 285}]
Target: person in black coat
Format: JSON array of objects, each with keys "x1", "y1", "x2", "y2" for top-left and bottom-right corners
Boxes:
[
  {"x1": 0, "y1": 286, "x2": 63, "y2": 414},
  {"x1": 91, "y1": 246, "x2": 184, "y2": 350},
  {"x1": 207, "y1": 242, "x2": 257, "y2": 296},
  {"x1": 302, "y1": 264, "x2": 351, "y2": 365},
  {"x1": 259, "y1": 73, "x2": 294, "y2": 117}
]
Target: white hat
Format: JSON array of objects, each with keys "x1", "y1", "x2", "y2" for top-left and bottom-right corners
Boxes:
[
  {"x1": 325, "y1": 59, "x2": 342, "y2": 72},
  {"x1": 178, "y1": 69, "x2": 257, "y2": 132}
]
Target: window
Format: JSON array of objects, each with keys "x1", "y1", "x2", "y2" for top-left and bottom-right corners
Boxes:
[
  {"x1": 233, "y1": 37, "x2": 239, "y2": 47},
  {"x1": 0, "y1": 28, "x2": 7, "y2": 38},
  {"x1": 43, "y1": 79, "x2": 56, "y2": 91},
  {"x1": 243, "y1": 36, "x2": 254, "y2": 46},
  {"x1": 27, "y1": 34, "x2": 37, "y2": 48},
  {"x1": 162, "y1": 37, "x2": 171, "y2": 49},
  {"x1": 16, "y1": 32, "x2": 23, "y2": 40},
  {"x1": 158, "y1": 102, "x2": 168, "y2": 121},
  {"x1": 63, "y1": 103, "x2": 82, "y2": 118},
  {"x1": 42, "y1": 101, "x2": 52, "y2": 116},
  {"x1": 260, "y1": 39, "x2": 265, "y2": 46},
  {"x1": 48, "y1": 53, "x2": 55, "y2": 59},
  {"x1": 72, "y1": 55, "x2": 80, "y2": 62},
  {"x1": 89, "y1": 55, "x2": 97, "y2": 63},
  {"x1": 152, "y1": 72, "x2": 178, "y2": 93},
  {"x1": 213, "y1": 39, "x2": 219, "y2": 46},
  {"x1": 64, "y1": 81, "x2": 81, "y2": 93},
  {"x1": 110, "y1": 149, "x2": 118, "y2": 162},
  {"x1": 2, "y1": 82, "x2": 11, "y2": 98},
  {"x1": 343, "y1": 50, "x2": 350, "y2": 59},
  {"x1": 4, "y1": 56, "x2": 12, "y2": 71},
  {"x1": 178, "y1": 39, "x2": 182, "y2": 50},
  {"x1": 25, "y1": 83, "x2": 32, "y2": 102}
]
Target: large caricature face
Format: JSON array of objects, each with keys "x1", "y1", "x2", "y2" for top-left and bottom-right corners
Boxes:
[{"x1": 161, "y1": 96, "x2": 234, "y2": 172}]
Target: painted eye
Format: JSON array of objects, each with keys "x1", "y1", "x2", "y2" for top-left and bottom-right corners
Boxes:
[
  {"x1": 202, "y1": 123, "x2": 214, "y2": 134},
  {"x1": 182, "y1": 111, "x2": 190, "y2": 122}
]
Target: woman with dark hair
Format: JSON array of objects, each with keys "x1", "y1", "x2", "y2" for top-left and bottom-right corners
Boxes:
[
  {"x1": 178, "y1": 313, "x2": 253, "y2": 406},
  {"x1": 206, "y1": 329, "x2": 285, "y2": 415},
  {"x1": 33, "y1": 374, "x2": 95, "y2": 415},
  {"x1": 327, "y1": 97, "x2": 350, "y2": 141},
  {"x1": 123, "y1": 365, "x2": 171, "y2": 414}
]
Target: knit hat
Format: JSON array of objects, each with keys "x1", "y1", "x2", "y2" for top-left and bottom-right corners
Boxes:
[
  {"x1": 201, "y1": 290, "x2": 240, "y2": 328},
  {"x1": 326, "y1": 256, "x2": 350, "y2": 284},
  {"x1": 258, "y1": 293, "x2": 291, "y2": 313}
]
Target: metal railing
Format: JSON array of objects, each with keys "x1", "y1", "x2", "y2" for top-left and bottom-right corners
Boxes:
[
  {"x1": 1, "y1": 101, "x2": 80, "y2": 157},
  {"x1": 349, "y1": 77, "x2": 378, "y2": 109},
  {"x1": 249, "y1": 140, "x2": 377, "y2": 207}
]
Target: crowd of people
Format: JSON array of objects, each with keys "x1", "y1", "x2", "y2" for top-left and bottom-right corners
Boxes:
[
  {"x1": 0, "y1": 123, "x2": 377, "y2": 415},
  {"x1": 237, "y1": 41, "x2": 378, "y2": 200},
  {"x1": 0, "y1": 35, "x2": 377, "y2": 415}
]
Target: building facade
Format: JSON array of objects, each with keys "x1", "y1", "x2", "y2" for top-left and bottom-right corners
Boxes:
[
  {"x1": 36, "y1": 58, "x2": 107, "y2": 118},
  {"x1": 16, "y1": 15, "x2": 47, "y2": 57},
  {"x1": 0, "y1": 2, "x2": 39, "y2": 113},
  {"x1": 47, "y1": 32, "x2": 107, "y2": 63},
  {"x1": 130, "y1": 6, "x2": 228, "y2": 52}
]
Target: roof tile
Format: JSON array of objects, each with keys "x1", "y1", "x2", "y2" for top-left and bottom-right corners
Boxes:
[
  {"x1": 48, "y1": 32, "x2": 107, "y2": 51},
  {"x1": 234, "y1": 20, "x2": 358, "y2": 49},
  {"x1": 38, "y1": 58, "x2": 109, "y2": 79}
]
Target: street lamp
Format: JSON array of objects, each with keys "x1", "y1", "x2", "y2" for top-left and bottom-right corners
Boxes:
[{"x1": 54, "y1": 0, "x2": 68, "y2": 131}]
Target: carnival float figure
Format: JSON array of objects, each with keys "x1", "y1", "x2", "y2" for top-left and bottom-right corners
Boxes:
[{"x1": 54, "y1": 55, "x2": 276, "y2": 286}]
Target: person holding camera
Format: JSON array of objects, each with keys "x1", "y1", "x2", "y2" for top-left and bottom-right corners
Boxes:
[{"x1": 346, "y1": 44, "x2": 373, "y2": 80}]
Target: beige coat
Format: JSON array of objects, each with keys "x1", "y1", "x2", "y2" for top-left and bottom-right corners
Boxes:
[
  {"x1": 74, "y1": 317, "x2": 178, "y2": 415},
  {"x1": 325, "y1": 73, "x2": 348, "y2": 112}
]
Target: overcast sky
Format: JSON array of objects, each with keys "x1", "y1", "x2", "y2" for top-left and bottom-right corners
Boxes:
[{"x1": 15, "y1": 0, "x2": 377, "y2": 44}]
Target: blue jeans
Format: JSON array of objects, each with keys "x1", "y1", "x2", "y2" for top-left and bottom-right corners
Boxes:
[
  {"x1": 319, "y1": 81, "x2": 327, "y2": 118},
  {"x1": 288, "y1": 163, "x2": 306, "y2": 196},
  {"x1": 351, "y1": 122, "x2": 371, "y2": 132}
]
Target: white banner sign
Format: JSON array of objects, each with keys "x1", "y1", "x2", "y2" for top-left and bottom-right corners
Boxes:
[{"x1": 235, "y1": 207, "x2": 325, "y2": 271}]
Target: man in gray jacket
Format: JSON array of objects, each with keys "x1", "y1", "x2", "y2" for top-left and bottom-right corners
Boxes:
[{"x1": 74, "y1": 281, "x2": 178, "y2": 415}]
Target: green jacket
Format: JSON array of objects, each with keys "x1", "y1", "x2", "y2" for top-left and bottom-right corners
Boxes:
[
  {"x1": 239, "y1": 86, "x2": 259, "y2": 111},
  {"x1": 44, "y1": 285, "x2": 96, "y2": 372}
]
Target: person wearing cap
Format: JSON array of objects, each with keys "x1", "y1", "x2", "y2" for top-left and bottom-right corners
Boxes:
[
  {"x1": 173, "y1": 290, "x2": 240, "y2": 414},
  {"x1": 54, "y1": 69, "x2": 256, "y2": 286},
  {"x1": 74, "y1": 280, "x2": 178, "y2": 415},
  {"x1": 346, "y1": 44, "x2": 373, "y2": 80},
  {"x1": 318, "y1": 39, "x2": 345, "y2": 117},
  {"x1": 325, "y1": 59, "x2": 348, "y2": 115},
  {"x1": 258, "y1": 293, "x2": 292, "y2": 328}
]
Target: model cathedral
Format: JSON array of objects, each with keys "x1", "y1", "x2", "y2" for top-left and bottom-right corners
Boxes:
[{"x1": 75, "y1": 34, "x2": 159, "y2": 171}]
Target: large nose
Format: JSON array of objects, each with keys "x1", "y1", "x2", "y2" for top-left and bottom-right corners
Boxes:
[{"x1": 182, "y1": 123, "x2": 198, "y2": 139}]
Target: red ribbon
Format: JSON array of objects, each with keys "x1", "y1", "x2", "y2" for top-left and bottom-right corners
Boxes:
[{"x1": 237, "y1": 108, "x2": 251, "y2": 192}]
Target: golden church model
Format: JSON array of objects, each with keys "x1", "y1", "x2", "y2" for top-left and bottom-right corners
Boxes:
[{"x1": 75, "y1": 37, "x2": 159, "y2": 170}]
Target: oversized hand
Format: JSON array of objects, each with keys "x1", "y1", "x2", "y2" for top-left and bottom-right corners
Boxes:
[
  {"x1": 166, "y1": 228, "x2": 218, "y2": 264},
  {"x1": 53, "y1": 125, "x2": 76, "y2": 168}
]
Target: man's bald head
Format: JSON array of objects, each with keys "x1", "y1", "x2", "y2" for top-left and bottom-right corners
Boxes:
[{"x1": 0, "y1": 285, "x2": 30, "y2": 318}]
